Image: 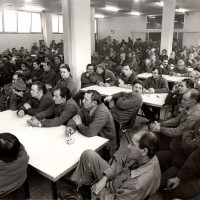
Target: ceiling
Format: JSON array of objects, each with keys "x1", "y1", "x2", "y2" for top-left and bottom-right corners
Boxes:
[{"x1": 0, "y1": 0, "x2": 200, "y2": 17}]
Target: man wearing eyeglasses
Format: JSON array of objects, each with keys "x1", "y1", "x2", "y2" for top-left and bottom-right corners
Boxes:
[{"x1": 58, "y1": 131, "x2": 161, "y2": 200}]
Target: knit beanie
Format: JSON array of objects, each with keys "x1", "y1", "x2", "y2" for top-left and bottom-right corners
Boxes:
[{"x1": 12, "y1": 78, "x2": 26, "y2": 91}]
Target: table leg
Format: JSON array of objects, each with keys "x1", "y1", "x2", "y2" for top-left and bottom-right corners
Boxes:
[{"x1": 51, "y1": 181, "x2": 57, "y2": 200}]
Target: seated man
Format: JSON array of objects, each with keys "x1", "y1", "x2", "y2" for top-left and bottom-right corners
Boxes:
[
  {"x1": 158, "y1": 147, "x2": 200, "y2": 200},
  {"x1": 81, "y1": 64, "x2": 98, "y2": 88},
  {"x1": 142, "y1": 67, "x2": 169, "y2": 122},
  {"x1": 65, "y1": 90, "x2": 116, "y2": 157},
  {"x1": 105, "y1": 80, "x2": 143, "y2": 125},
  {"x1": 164, "y1": 78, "x2": 194, "y2": 116},
  {"x1": 115, "y1": 63, "x2": 138, "y2": 89},
  {"x1": 27, "y1": 86, "x2": 79, "y2": 127},
  {"x1": 158, "y1": 59, "x2": 171, "y2": 75},
  {"x1": 26, "y1": 60, "x2": 43, "y2": 85},
  {"x1": 59, "y1": 131, "x2": 161, "y2": 200},
  {"x1": 15, "y1": 62, "x2": 31, "y2": 82},
  {"x1": 169, "y1": 59, "x2": 189, "y2": 77},
  {"x1": 0, "y1": 133, "x2": 29, "y2": 199},
  {"x1": 17, "y1": 81, "x2": 55, "y2": 120},
  {"x1": 150, "y1": 88, "x2": 200, "y2": 138},
  {"x1": 96, "y1": 63, "x2": 117, "y2": 87},
  {"x1": 39, "y1": 62, "x2": 57, "y2": 89},
  {"x1": 186, "y1": 52, "x2": 197, "y2": 68}
]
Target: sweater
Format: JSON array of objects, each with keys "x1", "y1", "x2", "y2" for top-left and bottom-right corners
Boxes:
[
  {"x1": 111, "y1": 92, "x2": 143, "y2": 125},
  {"x1": 41, "y1": 98, "x2": 79, "y2": 127},
  {"x1": 81, "y1": 72, "x2": 98, "y2": 88},
  {"x1": 67, "y1": 103, "x2": 116, "y2": 156},
  {"x1": 144, "y1": 76, "x2": 169, "y2": 93},
  {"x1": 18, "y1": 92, "x2": 55, "y2": 120},
  {"x1": 53, "y1": 76, "x2": 76, "y2": 95},
  {"x1": 0, "y1": 144, "x2": 29, "y2": 197}
]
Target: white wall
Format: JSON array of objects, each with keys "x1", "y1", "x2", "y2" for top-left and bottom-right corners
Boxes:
[
  {"x1": 97, "y1": 16, "x2": 146, "y2": 42},
  {"x1": 0, "y1": 33, "x2": 63, "y2": 53},
  {"x1": 97, "y1": 12, "x2": 200, "y2": 47},
  {"x1": 182, "y1": 12, "x2": 200, "y2": 47}
]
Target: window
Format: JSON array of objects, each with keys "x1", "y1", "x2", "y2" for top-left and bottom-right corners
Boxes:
[
  {"x1": 4, "y1": 10, "x2": 17, "y2": 32},
  {"x1": 18, "y1": 11, "x2": 31, "y2": 33},
  {"x1": 58, "y1": 15, "x2": 63, "y2": 33},
  {"x1": 0, "y1": 10, "x2": 2, "y2": 32},
  {"x1": 52, "y1": 14, "x2": 58, "y2": 33},
  {"x1": 31, "y1": 13, "x2": 41, "y2": 32},
  {"x1": 52, "y1": 14, "x2": 63, "y2": 33},
  {"x1": 146, "y1": 14, "x2": 184, "y2": 29}
]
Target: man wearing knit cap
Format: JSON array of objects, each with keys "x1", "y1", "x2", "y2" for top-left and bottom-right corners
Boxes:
[
  {"x1": 96, "y1": 63, "x2": 117, "y2": 87},
  {"x1": 8, "y1": 78, "x2": 28, "y2": 110}
]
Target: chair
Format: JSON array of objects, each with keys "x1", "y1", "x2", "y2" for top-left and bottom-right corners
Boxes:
[
  {"x1": 110, "y1": 119, "x2": 122, "y2": 164},
  {"x1": 121, "y1": 109, "x2": 139, "y2": 143}
]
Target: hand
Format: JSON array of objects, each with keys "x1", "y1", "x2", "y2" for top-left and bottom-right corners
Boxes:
[
  {"x1": 18, "y1": 110, "x2": 25, "y2": 117},
  {"x1": 91, "y1": 176, "x2": 108, "y2": 195},
  {"x1": 45, "y1": 84, "x2": 52, "y2": 90},
  {"x1": 118, "y1": 78, "x2": 124, "y2": 85},
  {"x1": 86, "y1": 73, "x2": 90, "y2": 77},
  {"x1": 160, "y1": 64, "x2": 164, "y2": 69},
  {"x1": 148, "y1": 88, "x2": 155, "y2": 93},
  {"x1": 65, "y1": 127, "x2": 75, "y2": 137},
  {"x1": 99, "y1": 82, "x2": 104, "y2": 87},
  {"x1": 175, "y1": 73, "x2": 181, "y2": 77},
  {"x1": 72, "y1": 115, "x2": 82, "y2": 125},
  {"x1": 27, "y1": 117, "x2": 40, "y2": 127},
  {"x1": 150, "y1": 121, "x2": 161, "y2": 132},
  {"x1": 24, "y1": 103, "x2": 31, "y2": 110},
  {"x1": 143, "y1": 88, "x2": 149, "y2": 93},
  {"x1": 167, "y1": 177, "x2": 181, "y2": 190},
  {"x1": 26, "y1": 79, "x2": 32, "y2": 84},
  {"x1": 104, "y1": 83, "x2": 110, "y2": 87},
  {"x1": 104, "y1": 96, "x2": 112, "y2": 102}
]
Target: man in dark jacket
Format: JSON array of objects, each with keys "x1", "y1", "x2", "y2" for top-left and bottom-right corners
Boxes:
[
  {"x1": 17, "y1": 81, "x2": 55, "y2": 120},
  {"x1": 27, "y1": 86, "x2": 79, "y2": 127},
  {"x1": 66, "y1": 90, "x2": 116, "y2": 157},
  {"x1": 142, "y1": 66, "x2": 169, "y2": 121}
]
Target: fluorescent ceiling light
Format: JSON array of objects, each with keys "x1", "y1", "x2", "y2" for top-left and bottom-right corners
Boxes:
[
  {"x1": 105, "y1": 6, "x2": 119, "y2": 12},
  {"x1": 24, "y1": 5, "x2": 42, "y2": 12},
  {"x1": 130, "y1": 11, "x2": 141, "y2": 16},
  {"x1": 149, "y1": 16, "x2": 156, "y2": 18},
  {"x1": 176, "y1": 8, "x2": 188, "y2": 13},
  {"x1": 134, "y1": 0, "x2": 140, "y2": 2},
  {"x1": 95, "y1": 14, "x2": 104, "y2": 18},
  {"x1": 156, "y1": 1, "x2": 164, "y2": 7}
]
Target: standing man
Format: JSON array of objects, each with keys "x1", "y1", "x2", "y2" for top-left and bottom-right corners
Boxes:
[{"x1": 65, "y1": 90, "x2": 116, "y2": 157}]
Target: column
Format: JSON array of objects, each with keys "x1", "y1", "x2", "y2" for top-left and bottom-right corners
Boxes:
[
  {"x1": 62, "y1": 0, "x2": 91, "y2": 91},
  {"x1": 160, "y1": 0, "x2": 176, "y2": 55},
  {"x1": 91, "y1": 7, "x2": 95, "y2": 53}
]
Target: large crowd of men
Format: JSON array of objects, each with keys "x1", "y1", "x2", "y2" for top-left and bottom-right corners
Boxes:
[{"x1": 1, "y1": 36, "x2": 200, "y2": 200}]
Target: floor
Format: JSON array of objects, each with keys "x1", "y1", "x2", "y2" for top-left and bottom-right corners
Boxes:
[{"x1": 27, "y1": 108, "x2": 169, "y2": 200}]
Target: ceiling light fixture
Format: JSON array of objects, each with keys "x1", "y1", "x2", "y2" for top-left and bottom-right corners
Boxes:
[
  {"x1": 24, "y1": 5, "x2": 42, "y2": 12},
  {"x1": 95, "y1": 14, "x2": 105, "y2": 18},
  {"x1": 130, "y1": 11, "x2": 141, "y2": 16},
  {"x1": 149, "y1": 16, "x2": 156, "y2": 18},
  {"x1": 175, "y1": 8, "x2": 188, "y2": 13},
  {"x1": 105, "y1": 5, "x2": 119, "y2": 12},
  {"x1": 156, "y1": 1, "x2": 164, "y2": 7}
]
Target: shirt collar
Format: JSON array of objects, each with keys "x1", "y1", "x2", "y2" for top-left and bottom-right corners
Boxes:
[
  {"x1": 186, "y1": 103, "x2": 199, "y2": 115},
  {"x1": 131, "y1": 156, "x2": 158, "y2": 178}
]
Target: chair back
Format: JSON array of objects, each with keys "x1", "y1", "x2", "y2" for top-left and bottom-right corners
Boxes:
[
  {"x1": 114, "y1": 119, "x2": 122, "y2": 152},
  {"x1": 122, "y1": 109, "x2": 139, "y2": 129}
]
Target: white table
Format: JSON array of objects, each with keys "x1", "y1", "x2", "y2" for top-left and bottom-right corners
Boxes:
[
  {"x1": 138, "y1": 73, "x2": 187, "y2": 83},
  {"x1": 80, "y1": 85, "x2": 167, "y2": 108},
  {"x1": 0, "y1": 110, "x2": 109, "y2": 199}
]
